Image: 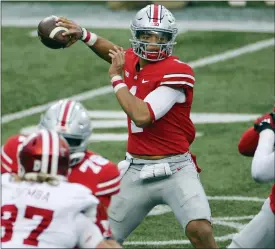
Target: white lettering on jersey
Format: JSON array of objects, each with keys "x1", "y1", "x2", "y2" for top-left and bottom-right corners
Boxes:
[{"x1": 79, "y1": 155, "x2": 109, "y2": 174}]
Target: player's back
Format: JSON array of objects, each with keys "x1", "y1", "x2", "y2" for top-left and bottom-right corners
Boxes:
[{"x1": 1, "y1": 173, "x2": 98, "y2": 248}]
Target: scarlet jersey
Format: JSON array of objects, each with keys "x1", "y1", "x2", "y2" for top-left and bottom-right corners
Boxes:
[
  {"x1": 124, "y1": 48, "x2": 196, "y2": 155},
  {"x1": 1, "y1": 135, "x2": 26, "y2": 174},
  {"x1": 1, "y1": 134, "x2": 121, "y2": 237},
  {"x1": 238, "y1": 127, "x2": 275, "y2": 214},
  {"x1": 1, "y1": 173, "x2": 102, "y2": 248},
  {"x1": 68, "y1": 151, "x2": 120, "y2": 237}
]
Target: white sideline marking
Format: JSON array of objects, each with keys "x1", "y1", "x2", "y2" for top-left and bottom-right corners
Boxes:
[
  {"x1": 2, "y1": 38, "x2": 274, "y2": 124},
  {"x1": 5, "y1": 19, "x2": 274, "y2": 33},
  {"x1": 148, "y1": 196, "x2": 264, "y2": 216},
  {"x1": 19, "y1": 112, "x2": 259, "y2": 142},
  {"x1": 214, "y1": 215, "x2": 255, "y2": 221},
  {"x1": 87, "y1": 111, "x2": 261, "y2": 123},
  {"x1": 29, "y1": 19, "x2": 275, "y2": 38},
  {"x1": 208, "y1": 195, "x2": 265, "y2": 202},
  {"x1": 124, "y1": 234, "x2": 236, "y2": 245},
  {"x1": 2, "y1": 86, "x2": 113, "y2": 124},
  {"x1": 189, "y1": 38, "x2": 274, "y2": 68},
  {"x1": 19, "y1": 123, "x2": 203, "y2": 142}
]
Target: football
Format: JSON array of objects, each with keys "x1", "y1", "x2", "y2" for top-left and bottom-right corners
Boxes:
[{"x1": 37, "y1": 15, "x2": 71, "y2": 49}]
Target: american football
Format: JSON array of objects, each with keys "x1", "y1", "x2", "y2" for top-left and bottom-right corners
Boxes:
[{"x1": 37, "y1": 15, "x2": 71, "y2": 49}]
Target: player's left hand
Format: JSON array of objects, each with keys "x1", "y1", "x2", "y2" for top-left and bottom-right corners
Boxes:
[
  {"x1": 254, "y1": 112, "x2": 275, "y2": 133},
  {"x1": 108, "y1": 46, "x2": 125, "y2": 79}
]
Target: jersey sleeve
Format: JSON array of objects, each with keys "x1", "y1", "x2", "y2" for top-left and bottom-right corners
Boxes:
[
  {"x1": 238, "y1": 127, "x2": 259, "y2": 157},
  {"x1": 1, "y1": 135, "x2": 25, "y2": 174},
  {"x1": 76, "y1": 213, "x2": 103, "y2": 248},
  {"x1": 95, "y1": 196, "x2": 113, "y2": 238},
  {"x1": 251, "y1": 129, "x2": 275, "y2": 183},
  {"x1": 94, "y1": 162, "x2": 121, "y2": 196},
  {"x1": 160, "y1": 61, "x2": 195, "y2": 89}
]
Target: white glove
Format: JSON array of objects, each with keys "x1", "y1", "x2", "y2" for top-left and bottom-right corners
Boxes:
[
  {"x1": 140, "y1": 163, "x2": 172, "y2": 180},
  {"x1": 118, "y1": 160, "x2": 130, "y2": 178}
]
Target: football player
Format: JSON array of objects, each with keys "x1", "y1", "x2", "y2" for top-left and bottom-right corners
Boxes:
[
  {"x1": 1, "y1": 99, "x2": 121, "y2": 248},
  {"x1": 55, "y1": 4, "x2": 218, "y2": 248},
  {"x1": 228, "y1": 106, "x2": 275, "y2": 248},
  {"x1": 1, "y1": 129, "x2": 108, "y2": 248}
]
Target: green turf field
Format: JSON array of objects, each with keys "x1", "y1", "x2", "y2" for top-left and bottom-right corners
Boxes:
[{"x1": 2, "y1": 27, "x2": 274, "y2": 248}]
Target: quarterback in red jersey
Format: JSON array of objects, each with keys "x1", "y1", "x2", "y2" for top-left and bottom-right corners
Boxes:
[
  {"x1": 1, "y1": 99, "x2": 121, "y2": 248},
  {"x1": 55, "y1": 4, "x2": 217, "y2": 248},
  {"x1": 228, "y1": 108, "x2": 275, "y2": 248}
]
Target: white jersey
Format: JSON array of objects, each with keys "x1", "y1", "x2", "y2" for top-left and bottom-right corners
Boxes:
[{"x1": 1, "y1": 173, "x2": 103, "y2": 248}]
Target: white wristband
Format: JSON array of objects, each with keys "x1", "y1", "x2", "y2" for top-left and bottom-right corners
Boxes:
[
  {"x1": 111, "y1": 75, "x2": 123, "y2": 83},
  {"x1": 81, "y1": 28, "x2": 98, "y2": 46},
  {"x1": 113, "y1": 83, "x2": 127, "y2": 93},
  {"x1": 111, "y1": 75, "x2": 127, "y2": 93}
]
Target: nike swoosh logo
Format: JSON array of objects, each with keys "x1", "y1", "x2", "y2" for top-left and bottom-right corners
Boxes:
[{"x1": 142, "y1": 79, "x2": 149, "y2": 83}]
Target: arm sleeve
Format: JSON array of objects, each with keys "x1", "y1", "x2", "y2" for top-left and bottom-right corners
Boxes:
[
  {"x1": 251, "y1": 129, "x2": 275, "y2": 183},
  {"x1": 144, "y1": 86, "x2": 186, "y2": 121},
  {"x1": 76, "y1": 213, "x2": 104, "y2": 248}
]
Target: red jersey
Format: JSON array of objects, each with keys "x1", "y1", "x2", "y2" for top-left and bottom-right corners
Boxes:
[
  {"x1": 1, "y1": 135, "x2": 26, "y2": 174},
  {"x1": 1, "y1": 134, "x2": 121, "y2": 237},
  {"x1": 124, "y1": 48, "x2": 196, "y2": 155},
  {"x1": 68, "y1": 151, "x2": 120, "y2": 238},
  {"x1": 238, "y1": 127, "x2": 275, "y2": 214}
]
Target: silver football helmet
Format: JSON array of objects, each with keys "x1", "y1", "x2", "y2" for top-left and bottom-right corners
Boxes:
[
  {"x1": 39, "y1": 99, "x2": 92, "y2": 166},
  {"x1": 130, "y1": 4, "x2": 178, "y2": 61}
]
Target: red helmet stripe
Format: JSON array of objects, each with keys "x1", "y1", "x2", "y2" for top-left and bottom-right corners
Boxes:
[
  {"x1": 153, "y1": 4, "x2": 159, "y2": 23},
  {"x1": 59, "y1": 100, "x2": 73, "y2": 127}
]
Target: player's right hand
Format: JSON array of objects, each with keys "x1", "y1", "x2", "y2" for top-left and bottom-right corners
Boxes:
[
  {"x1": 254, "y1": 112, "x2": 275, "y2": 133},
  {"x1": 56, "y1": 17, "x2": 82, "y2": 47}
]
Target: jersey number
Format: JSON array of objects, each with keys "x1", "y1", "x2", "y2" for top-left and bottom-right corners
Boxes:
[
  {"x1": 79, "y1": 155, "x2": 109, "y2": 174},
  {"x1": 1, "y1": 204, "x2": 54, "y2": 246}
]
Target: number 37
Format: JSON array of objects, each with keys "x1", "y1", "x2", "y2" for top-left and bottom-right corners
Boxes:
[{"x1": 1, "y1": 204, "x2": 53, "y2": 246}]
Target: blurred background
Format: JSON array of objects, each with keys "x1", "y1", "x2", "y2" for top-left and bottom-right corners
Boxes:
[{"x1": 1, "y1": 1, "x2": 275, "y2": 248}]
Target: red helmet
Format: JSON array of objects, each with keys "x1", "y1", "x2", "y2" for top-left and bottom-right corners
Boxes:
[{"x1": 18, "y1": 129, "x2": 70, "y2": 177}]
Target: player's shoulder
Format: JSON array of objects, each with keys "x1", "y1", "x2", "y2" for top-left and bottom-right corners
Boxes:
[
  {"x1": 1, "y1": 134, "x2": 26, "y2": 174},
  {"x1": 60, "y1": 180, "x2": 92, "y2": 196},
  {"x1": 85, "y1": 151, "x2": 120, "y2": 196},
  {"x1": 125, "y1": 48, "x2": 138, "y2": 62},
  {"x1": 125, "y1": 48, "x2": 134, "y2": 55},
  {"x1": 69, "y1": 150, "x2": 119, "y2": 192},
  {"x1": 164, "y1": 56, "x2": 194, "y2": 76},
  {"x1": 1, "y1": 172, "x2": 14, "y2": 185},
  {"x1": 57, "y1": 180, "x2": 98, "y2": 206},
  {"x1": 98, "y1": 160, "x2": 120, "y2": 182},
  {"x1": 158, "y1": 56, "x2": 195, "y2": 88},
  {"x1": 3, "y1": 134, "x2": 26, "y2": 148}
]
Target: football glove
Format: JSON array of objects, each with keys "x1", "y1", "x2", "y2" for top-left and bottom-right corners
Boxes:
[{"x1": 254, "y1": 112, "x2": 275, "y2": 133}]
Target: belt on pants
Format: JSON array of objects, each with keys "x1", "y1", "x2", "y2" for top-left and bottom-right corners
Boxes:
[{"x1": 125, "y1": 152, "x2": 192, "y2": 165}]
